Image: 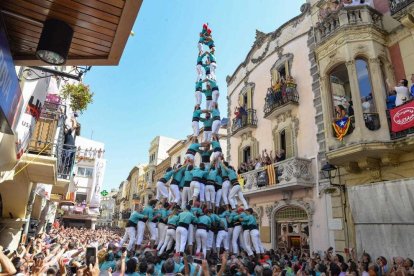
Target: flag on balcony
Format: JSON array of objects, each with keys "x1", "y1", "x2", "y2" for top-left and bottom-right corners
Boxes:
[
  {"x1": 332, "y1": 117, "x2": 351, "y2": 141},
  {"x1": 266, "y1": 165, "x2": 276, "y2": 185}
]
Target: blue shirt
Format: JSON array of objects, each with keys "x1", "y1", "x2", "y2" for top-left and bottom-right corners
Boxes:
[
  {"x1": 216, "y1": 174, "x2": 223, "y2": 186},
  {"x1": 208, "y1": 52, "x2": 216, "y2": 63},
  {"x1": 207, "y1": 168, "x2": 218, "y2": 181},
  {"x1": 172, "y1": 166, "x2": 186, "y2": 182},
  {"x1": 188, "y1": 143, "x2": 200, "y2": 153},
  {"x1": 211, "y1": 140, "x2": 221, "y2": 150},
  {"x1": 167, "y1": 214, "x2": 179, "y2": 226},
  {"x1": 191, "y1": 207, "x2": 203, "y2": 216},
  {"x1": 129, "y1": 211, "x2": 145, "y2": 224},
  {"x1": 184, "y1": 167, "x2": 193, "y2": 182},
  {"x1": 206, "y1": 79, "x2": 218, "y2": 88},
  {"x1": 411, "y1": 84, "x2": 414, "y2": 97},
  {"x1": 177, "y1": 210, "x2": 197, "y2": 224},
  {"x1": 202, "y1": 89, "x2": 212, "y2": 97},
  {"x1": 193, "y1": 109, "x2": 202, "y2": 119},
  {"x1": 386, "y1": 95, "x2": 396, "y2": 109},
  {"x1": 100, "y1": 260, "x2": 116, "y2": 271},
  {"x1": 192, "y1": 167, "x2": 207, "y2": 178},
  {"x1": 197, "y1": 214, "x2": 212, "y2": 227},
  {"x1": 162, "y1": 170, "x2": 174, "y2": 181},
  {"x1": 195, "y1": 81, "x2": 203, "y2": 90},
  {"x1": 142, "y1": 205, "x2": 154, "y2": 220},
  {"x1": 200, "y1": 117, "x2": 213, "y2": 128}
]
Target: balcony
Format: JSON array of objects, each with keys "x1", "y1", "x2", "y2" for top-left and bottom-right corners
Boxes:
[
  {"x1": 315, "y1": 5, "x2": 383, "y2": 45},
  {"x1": 264, "y1": 87, "x2": 299, "y2": 119},
  {"x1": 18, "y1": 102, "x2": 75, "y2": 188},
  {"x1": 231, "y1": 109, "x2": 258, "y2": 137},
  {"x1": 240, "y1": 157, "x2": 314, "y2": 196},
  {"x1": 390, "y1": 0, "x2": 414, "y2": 15}
]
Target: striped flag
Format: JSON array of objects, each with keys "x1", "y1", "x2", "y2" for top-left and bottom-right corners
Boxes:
[{"x1": 267, "y1": 165, "x2": 276, "y2": 185}]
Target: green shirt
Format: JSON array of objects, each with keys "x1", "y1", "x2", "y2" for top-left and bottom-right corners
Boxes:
[
  {"x1": 177, "y1": 210, "x2": 197, "y2": 224},
  {"x1": 202, "y1": 89, "x2": 212, "y2": 97},
  {"x1": 142, "y1": 206, "x2": 154, "y2": 221},
  {"x1": 200, "y1": 117, "x2": 213, "y2": 128},
  {"x1": 193, "y1": 109, "x2": 202, "y2": 119},
  {"x1": 167, "y1": 214, "x2": 179, "y2": 226},
  {"x1": 192, "y1": 167, "x2": 207, "y2": 178},
  {"x1": 197, "y1": 214, "x2": 212, "y2": 227},
  {"x1": 207, "y1": 168, "x2": 218, "y2": 181},
  {"x1": 129, "y1": 211, "x2": 145, "y2": 224}
]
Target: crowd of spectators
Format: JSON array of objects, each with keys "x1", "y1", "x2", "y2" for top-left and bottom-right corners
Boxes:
[
  {"x1": 238, "y1": 150, "x2": 286, "y2": 174},
  {"x1": 1, "y1": 227, "x2": 413, "y2": 276}
]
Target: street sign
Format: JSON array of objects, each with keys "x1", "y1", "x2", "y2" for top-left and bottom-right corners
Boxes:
[{"x1": 100, "y1": 190, "x2": 108, "y2": 196}]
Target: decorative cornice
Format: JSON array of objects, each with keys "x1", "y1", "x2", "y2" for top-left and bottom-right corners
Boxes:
[{"x1": 226, "y1": 5, "x2": 310, "y2": 85}]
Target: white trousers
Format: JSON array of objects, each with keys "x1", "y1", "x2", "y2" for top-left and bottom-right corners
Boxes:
[
  {"x1": 243, "y1": 229, "x2": 254, "y2": 256},
  {"x1": 170, "y1": 184, "x2": 181, "y2": 203},
  {"x1": 176, "y1": 226, "x2": 188, "y2": 253},
  {"x1": 203, "y1": 131, "x2": 212, "y2": 142},
  {"x1": 190, "y1": 181, "x2": 200, "y2": 198},
  {"x1": 148, "y1": 222, "x2": 158, "y2": 241},
  {"x1": 229, "y1": 185, "x2": 249, "y2": 209},
  {"x1": 250, "y1": 229, "x2": 264, "y2": 254},
  {"x1": 211, "y1": 151, "x2": 222, "y2": 163},
  {"x1": 205, "y1": 185, "x2": 216, "y2": 204},
  {"x1": 227, "y1": 227, "x2": 234, "y2": 253},
  {"x1": 215, "y1": 188, "x2": 222, "y2": 207},
  {"x1": 187, "y1": 224, "x2": 195, "y2": 245},
  {"x1": 199, "y1": 183, "x2": 205, "y2": 203},
  {"x1": 159, "y1": 228, "x2": 175, "y2": 255},
  {"x1": 210, "y1": 62, "x2": 217, "y2": 80},
  {"x1": 120, "y1": 226, "x2": 136, "y2": 251},
  {"x1": 216, "y1": 230, "x2": 229, "y2": 250},
  {"x1": 185, "y1": 153, "x2": 195, "y2": 162},
  {"x1": 195, "y1": 229, "x2": 208, "y2": 258},
  {"x1": 197, "y1": 43, "x2": 203, "y2": 54},
  {"x1": 156, "y1": 223, "x2": 167, "y2": 250},
  {"x1": 192, "y1": 121, "x2": 199, "y2": 137},
  {"x1": 206, "y1": 100, "x2": 212, "y2": 110},
  {"x1": 181, "y1": 187, "x2": 191, "y2": 209},
  {"x1": 136, "y1": 221, "x2": 146, "y2": 245},
  {"x1": 156, "y1": 181, "x2": 169, "y2": 200},
  {"x1": 232, "y1": 225, "x2": 243, "y2": 254},
  {"x1": 207, "y1": 230, "x2": 215, "y2": 250},
  {"x1": 221, "y1": 180, "x2": 231, "y2": 205},
  {"x1": 212, "y1": 120, "x2": 221, "y2": 135},
  {"x1": 212, "y1": 89, "x2": 219, "y2": 103},
  {"x1": 195, "y1": 91, "x2": 202, "y2": 106},
  {"x1": 196, "y1": 64, "x2": 203, "y2": 81}
]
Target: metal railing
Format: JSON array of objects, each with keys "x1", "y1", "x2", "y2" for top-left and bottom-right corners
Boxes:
[
  {"x1": 264, "y1": 87, "x2": 299, "y2": 117},
  {"x1": 390, "y1": 0, "x2": 414, "y2": 15},
  {"x1": 231, "y1": 108, "x2": 258, "y2": 135},
  {"x1": 315, "y1": 5, "x2": 383, "y2": 44},
  {"x1": 76, "y1": 147, "x2": 105, "y2": 161},
  {"x1": 240, "y1": 157, "x2": 314, "y2": 193}
]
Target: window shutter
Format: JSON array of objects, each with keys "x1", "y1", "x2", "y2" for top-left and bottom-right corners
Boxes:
[
  {"x1": 274, "y1": 130, "x2": 280, "y2": 153},
  {"x1": 272, "y1": 69, "x2": 279, "y2": 84},
  {"x1": 285, "y1": 126, "x2": 294, "y2": 158},
  {"x1": 247, "y1": 86, "x2": 253, "y2": 110},
  {"x1": 238, "y1": 94, "x2": 244, "y2": 106},
  {"x1": 285, "y1": 60, "x2": 290, "y2": 77}
]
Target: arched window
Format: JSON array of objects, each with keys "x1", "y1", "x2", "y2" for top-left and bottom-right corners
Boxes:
[
  {"x1": 356, "y1": 58, "x2": 380, "y2": 130},
  {"x1": 329, "y1": 63, "x2": 352, "y2": 118}
]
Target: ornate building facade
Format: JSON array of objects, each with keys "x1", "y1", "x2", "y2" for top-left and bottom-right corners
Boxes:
[
  {"x1": 226, "y1": 3, "x2": 331, "y2": 253},
  {"x1": 309, "y1": 0, "x2": 414, "y2": 258}
]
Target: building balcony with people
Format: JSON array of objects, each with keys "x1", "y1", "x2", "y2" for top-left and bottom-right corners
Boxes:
[
  {"x1": 226, "y1": 3, "x2": 330, "y2": 253},
  {"x1": 310, "y1": 0, "x2": 414, "y2": 258}
]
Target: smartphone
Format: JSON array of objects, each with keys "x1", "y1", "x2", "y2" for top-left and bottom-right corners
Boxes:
[
  {"x1": 86, "y1": 247, "x2": 96, "y2": 267},
  {"x1": 121, "y1": 246, "x2": 127, "y2": 253},
  {"x1": 217, "y1": 264, "x2": 222, "y2": 271},
  {"x1": 194, "y1": 258, "x2": 202, "y2": 264}
]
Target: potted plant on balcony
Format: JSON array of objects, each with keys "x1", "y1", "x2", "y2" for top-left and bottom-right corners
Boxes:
[{"x1": 61, "y1": 82, "x2": 94, "y2": 113}]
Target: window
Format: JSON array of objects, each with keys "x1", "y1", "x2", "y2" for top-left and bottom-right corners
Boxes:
[
  {"x1": 271, "y1": 58, "x2": 291, "y2": 85},
  {"x1": 356, "y1": 58, "x2": 380, "y2": 130},
  {"x1": 238, "y1": 84, "x2": 254, "y2": 110},
  {"x1": 77, "y1": 167, "x2": 94, "y2": 178},
  {"x1": 177, "y1": 156, "x2": 181, "y2": 165},
  {"x1": 330, "y1": 63, "x2": 352, "y2": 119},
  {"x1": 243, "y1": 146, "x2": 251, "y2": 163},
  {"x1": 75, "y1": 193, "x2": 87, "y2": 202},
  {"x1": 274, "y1": 126, "x2": 294, "y2": 159}
]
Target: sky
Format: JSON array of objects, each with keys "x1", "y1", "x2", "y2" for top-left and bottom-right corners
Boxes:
[{"x1": 81, "y1": 0, "x2": 306, "y2": 191}]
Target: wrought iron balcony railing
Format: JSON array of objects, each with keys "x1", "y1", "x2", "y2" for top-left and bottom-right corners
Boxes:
[
  {"x1": 390, "y1": 0, "x2": 414, "y2": 15},
  {"x1": 264, "y1": 87, "x2": 299, "y2": 118},
  {"x1": 240, "y1": 157, "x2": 314, "y2": 194},
  {"x1": 231, "y1": 108, "x2": 258, "y2": 135}
]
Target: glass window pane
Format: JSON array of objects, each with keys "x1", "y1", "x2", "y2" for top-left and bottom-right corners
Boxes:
[
  {"x1": 77, "y1": 167, "x2": 85, "y2": 176},
  {"x1": 356, "y1": 59, "x2": 376, "y2": 113}
]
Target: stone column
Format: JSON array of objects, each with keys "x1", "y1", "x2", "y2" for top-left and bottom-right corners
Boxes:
[
  {"x1": 346, "y1": 60, "x2": 366, "y2": 132},
  {"x1": 368, "y1": 57, "x2": 390, "y2": 139},
  {"x1": 91, "y1": 221, "x2": 96, "y2": 230}
]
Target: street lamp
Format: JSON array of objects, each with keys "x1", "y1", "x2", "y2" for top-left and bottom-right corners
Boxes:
[{"x1": 320, "y1": 162, "x2": 345, "y2": 192}]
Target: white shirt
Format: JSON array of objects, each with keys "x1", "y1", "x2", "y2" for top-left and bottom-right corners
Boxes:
[{"x1": 395, "y1": 86, "x2": 410, "y2": 106}]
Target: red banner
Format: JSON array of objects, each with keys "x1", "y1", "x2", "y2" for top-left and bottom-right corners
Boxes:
[{"x1": 390, "y1": 100, "x2": 414, "y2": 132}]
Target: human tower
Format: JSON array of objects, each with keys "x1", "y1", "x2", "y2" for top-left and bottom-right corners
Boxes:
[{"x1": 120, "y1": 24, "x2": 265, "y2": 259}]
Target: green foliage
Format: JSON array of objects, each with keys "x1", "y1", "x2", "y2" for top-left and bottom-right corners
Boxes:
[{"x1": 61, "y1": 82, "x2": 94, "y2": 113}]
